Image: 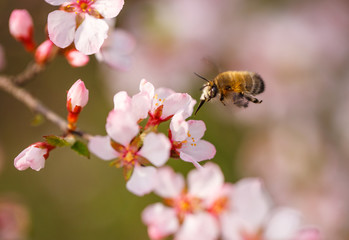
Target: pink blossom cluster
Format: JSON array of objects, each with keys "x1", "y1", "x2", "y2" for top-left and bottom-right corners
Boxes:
[
  {"x1": 88, "y1": 79, "x2": 216, "y2": 195},
  {"x1": 142, "y1": 162, "x2": 320, "y2": 240}
]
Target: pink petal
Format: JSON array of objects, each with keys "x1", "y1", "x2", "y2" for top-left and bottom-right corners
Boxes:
[
  {"x1": 47, "y1": 10, "x2": 76, "y2": 48},
  {"x1": 67, "y1": 79, "x2": 89, "y2": 110},
  {"x1": 187, "y1": 120, "x2": 206, "y2": 140},
  {"x1": 65, "y1": 49, "x2": 89, "y2": 67},
  {"x1": 74, "y1": 15, "x2": 109, "y2": 55},
  {"x1": 162, "y1": 93, "x2": 192, "y2": 119},
  {"x1": 106, "y1": 110, "x2": 139, "y2": 146},
  {"x1": 98, "y1": 29, "x2": 135, "y2": 71},
  {"x1": 295, "y1": 228, "x2": 321, "y2": 240},
  {"x1": 9, "y1": 9, "x2": 33, "y2": 40},
  {"x1": 187, "y1": 162, "x2": 224, "y2": 199},
  {"x1": 126, "y1": 165, "x2": 157, "y2": 196},
  {"x1": 88, "y1": 135, "x2": 118, "y2": 160},
  {"x1": 140, "y1": 79, "x2": 155, "y2": 99},
  {"x1": 14, "y1": 145, "x2": 47, "y2": 171},
  {"x1": 151, "y1": 88, "x2": 175, "y2": 113},
  {"x1": 175, "y1": 213, "x2": 219, "y2": 240},
  {"x1": 45, "y1": 0, "x2": 68, "y2": 5},
  {"x1": 170, "y1": 112, "x2": 189, "y2": 142},
  {"x1": 154, "y1": 167, "x2": 185, "y2": 198},
  {"x1": 233, "y1": 178, "x2": 272, "y2": 232},
  {"x1": 142, "y1": 203, "x2": 179, "y2": 240},
  {"x1": 265, "y1": 208, "x2": 301, "y2": 240},
  {"x1": 113, "y1": 91, "x2": 131, "y2": 111},
  {"x1": 180, "y1": 140, "x2": 216, "y2": 163},
  {"x1": 221, "y1": 213, "x2": 246, "y2": 240},
  {"x1": 131, "y1": 91, "x2": 152, "y2": 120},
  {"x1": 138, "y1": 133, "x2": 171, "y2": 167},
  {"x1": 93, "y1": 0, "x2": 124, "y2": 18}
]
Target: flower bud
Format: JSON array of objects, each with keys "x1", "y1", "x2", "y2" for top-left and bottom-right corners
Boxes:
[
  {"x1": 35, "y1": 40, "x2": 58, "y2": 65},
  {"x1": 64, "y1": 49, "x2": 89, "y2": 67},
  {"x1": 9, "y1": 9, "x2": 35, "y2": 52},
  {"x1": 67, "y1": 79, "x2": 89, "y2": 113},
  {"x1": 66, "y1": 80, "x2": 89, "y2": 129},
  {"x1": 14, "y1": 142, "x2": 54, "y2": 171}
]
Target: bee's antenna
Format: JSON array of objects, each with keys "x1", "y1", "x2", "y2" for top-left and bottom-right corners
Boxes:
[
  {"x1": 195, "y1": 100, "x2": 206, "y2": 115},
  {"x1": 194, "y1": 72, "x2": 209, "y2": 82}
]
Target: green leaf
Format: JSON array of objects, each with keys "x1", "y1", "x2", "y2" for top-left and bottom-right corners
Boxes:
[
  {"x1": 44, "y1": 135, "x2": 70, "y2": 147},
  {"x1": 71, "y1": 140, "x2": 90, "y2": 158},
  {"x1": 31, "y1": 114, "x2": 45, "y2": 126}
]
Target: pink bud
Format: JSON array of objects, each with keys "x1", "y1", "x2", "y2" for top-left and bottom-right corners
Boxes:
[
  {"x1": 67, "y1": 79, "x2": 89, "y2": 113},
  {"x1": 35, "y1": 40, "x2": 58, "y2": 65},
  {"x1": 9, "y1": 9, "x2": 35, "y2": 52},
  {"x1": 14, "y1": 142, "x2": 54, "y2": 171},
  {"x1": 65, "y1": 49, "x2": 89, "y2": 67}
]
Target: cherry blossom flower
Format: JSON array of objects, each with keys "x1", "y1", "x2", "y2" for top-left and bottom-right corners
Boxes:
[
  {"x1": 142, "y1": 163, "x2": 231, "y2": 240},
  {"x1": 221, "y1": 178, "x2": 317, "y2": 240},
  {"x1": 137, "y1": 80, "x2": 196, "y2": 128},
  {"x1": 169, "y1": 112, "x2": 216, "y2": 168},
  {"x1": 46, "y1": 0, "x2": 124, "y2": 55},
  {"x1": 88, "y1": 109, "x2": 171, "y2": 196},
  {"x1": 9, "y1": 9, "x2": 36, "y2": 52},
  {"x1": 14, "y1": 142, "x2": 54, "y2": 171}
]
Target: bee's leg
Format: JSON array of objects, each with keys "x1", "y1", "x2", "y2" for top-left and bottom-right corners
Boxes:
[
  {"x1": 219, "y1": 95, "x2": 226, "y2": 106},
  {"x1": 242, "y1": 92, "x2": 262, "y2": 104}
]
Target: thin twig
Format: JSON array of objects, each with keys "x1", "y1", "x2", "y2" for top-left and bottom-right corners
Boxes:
[
  {"x1": 0, "y1": 75, "x2": 92, "y2": 141},
  {"x1": 11, "y1": 62, "x2": 45, "y2": 85}
]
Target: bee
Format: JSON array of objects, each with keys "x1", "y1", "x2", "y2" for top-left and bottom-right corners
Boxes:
[{"x1": 195, "y1": 71, "x2": 265, "y2": 114}]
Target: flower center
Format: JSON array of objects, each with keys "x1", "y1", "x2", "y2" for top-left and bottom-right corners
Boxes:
[
  {"x1": 208, "y1": 196, "x2": 229, "y2": 216},
  {"x1": 172, "y1": 193, "x2": 202, "y2": 221}
]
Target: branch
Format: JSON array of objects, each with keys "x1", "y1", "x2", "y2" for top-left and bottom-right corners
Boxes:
[
  {"x1": 11, "y1": 62, "x2": 45, "y2": 85},
  {"x1": 0, "y1": 75, "x2": 92, "y2": 141}
]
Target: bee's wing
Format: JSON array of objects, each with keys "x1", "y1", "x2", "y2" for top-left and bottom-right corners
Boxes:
[{"x1": 223, "y1": 91, "x2": 249, "y2": 108}]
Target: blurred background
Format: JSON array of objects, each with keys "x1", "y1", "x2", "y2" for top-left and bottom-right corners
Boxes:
[{"x1": 1, "y1": 0, "x2": 349, "y2": 239}]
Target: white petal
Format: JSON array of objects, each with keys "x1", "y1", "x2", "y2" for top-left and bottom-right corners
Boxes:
[
  {"x1": 126, "y1": 165, "x2": 157, "y2": 196},
  {"x1": 138, "y1": 133, "x2": 171, "y2": 167},
  {"x1": 154, "y1": 167, "x2": 185, "y2": 198},
  {"x1": 151, "y1": 88, "x2": 175, "y2": 113},
  {"x1": 142, "y1": 203, "x2": 179, "y2": 239},
  {"x1": 187, "y1": 163, "x2": 224, "y2": 199},
  {"x1": 47, "y1": 11, "x2": 76, "y2": 48},
  {"x1": 131, "y1": 92, "x2": 152, "y2": 120},
  {"x1": 162, "y1": 93, "x2": 192, "y2": 119},
  {"x1": 93, "y1": 0, "x2": 124, "y2": 18},
  {"x1": 106, "y1": 110, "x2": 139, "y2": 146},
  {"x1": 98, "y1": 29, "x2": 135, "y2": 70},
  {"x1": 221, "y1": 213, "x2": 245, "y2": 240},
  {"x1": 265, "y1": 208, "x2": 301, "y2": 239},
  {"x1": 88, "y1": 135, "x2": 118, "y2": 160},
  {"x1": 113, "y1": 91, "x2": 131, "y2": 111},
  {"x1": 180, "y1": 140, "x2": 216, "y2": 163},
  {"x1": 187, "y1": 120, "x2": 206, "y2": 140},
  {"x1": 140, "y1": 79, "x2": 155, "y2": 99},
  {"x1": 170, "y1": 112, "x2": 189, "y2": 141},
  {"x1": 45, "y1": 0, "x2": 68, "y2": 6},
  {"x1": 175, "y1": 213, "x2": 219, "y2": 240},
  {"x1": 75, "y1": 15, "x2": 109, "y2": 55},
  {"x1": 233, "y1": 178, "x2": 272, "y2": 233}
]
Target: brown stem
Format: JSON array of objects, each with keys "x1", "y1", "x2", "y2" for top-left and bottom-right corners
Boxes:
[
  {"x1": 0, "y1": 75, "x2": 92, "y2": 141},
  {"x1": 11, "y1": 62, "x2": 45, "y2": 85}
]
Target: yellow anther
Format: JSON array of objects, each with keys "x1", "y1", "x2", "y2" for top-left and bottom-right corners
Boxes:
[{"x1": 187, "y1": 133, "x2": 191, "y2": 137}]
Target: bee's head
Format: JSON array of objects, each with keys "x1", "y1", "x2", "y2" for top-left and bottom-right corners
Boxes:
[{"x1": 194, "y1": 73, "x2": 217, "y2": 114}]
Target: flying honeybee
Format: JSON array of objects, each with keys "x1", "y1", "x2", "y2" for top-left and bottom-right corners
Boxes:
[{"x1": 195, "y1": 71, "x2": 265, "y2": 114}]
